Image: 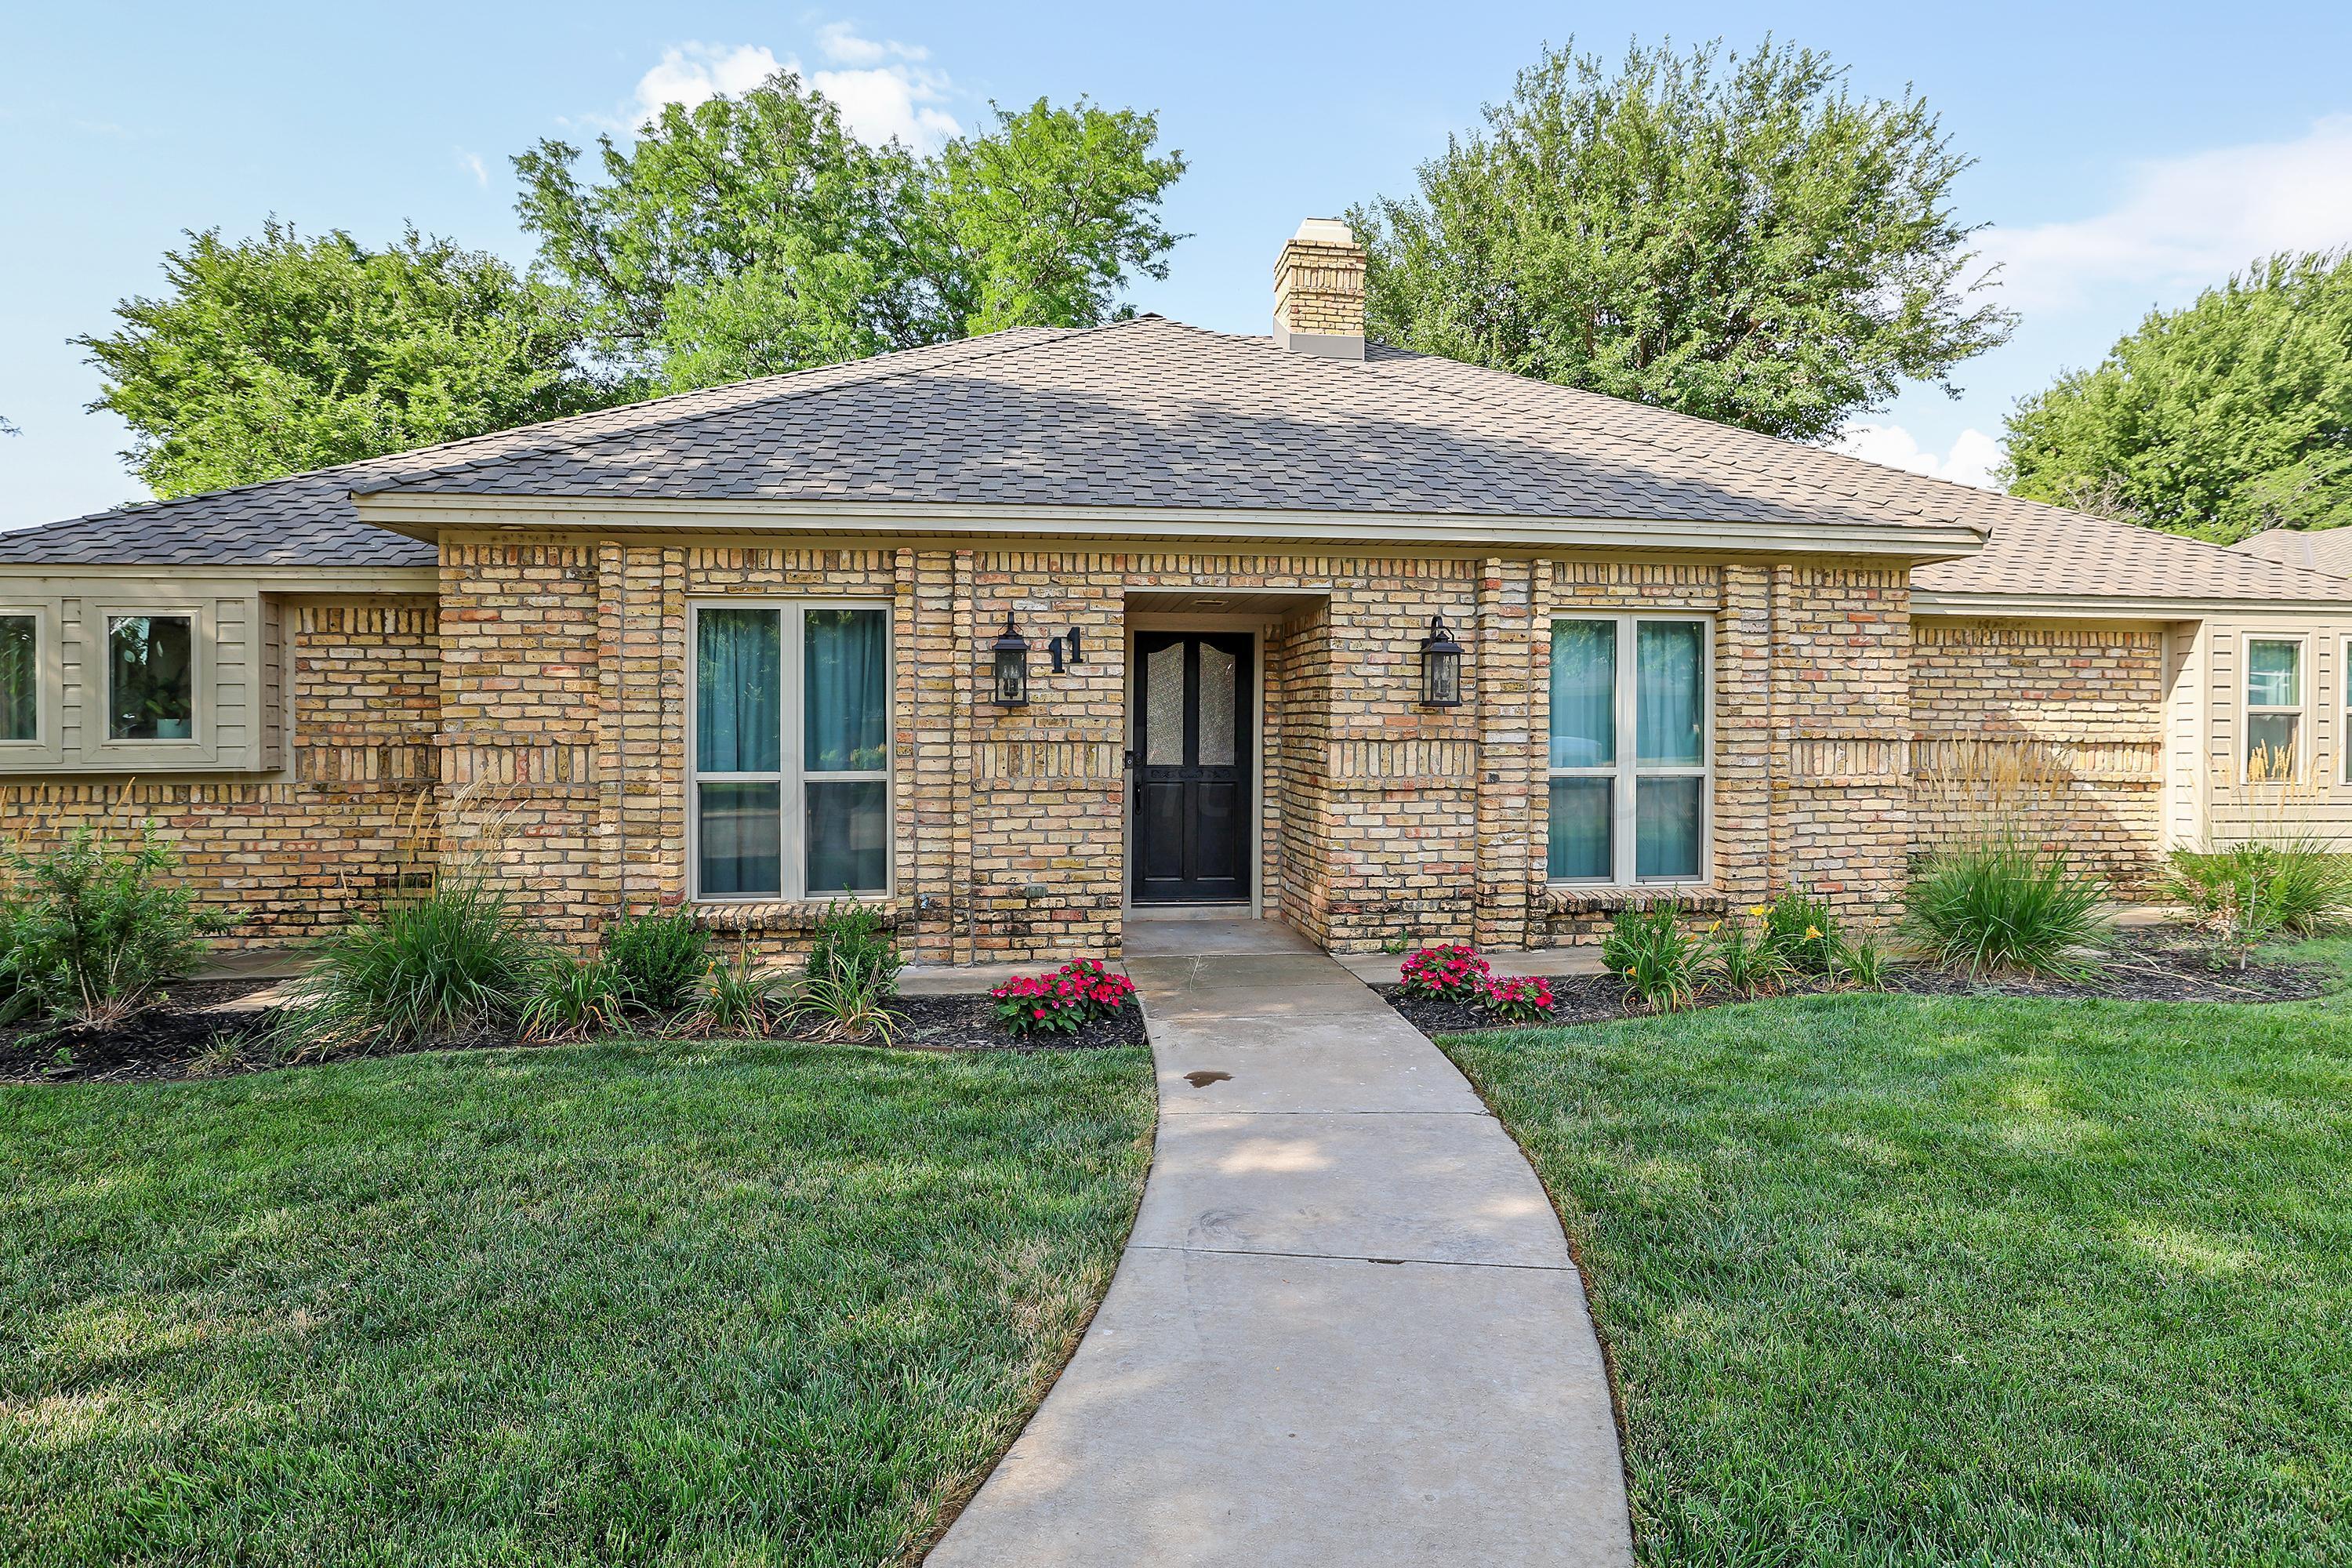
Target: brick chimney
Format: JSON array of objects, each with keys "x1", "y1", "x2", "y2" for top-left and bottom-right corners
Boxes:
[{"x1": 1272, "y1": 218, "x2": 1367, "y2": 360}]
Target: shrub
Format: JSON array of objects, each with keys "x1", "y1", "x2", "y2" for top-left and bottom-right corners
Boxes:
[
  {"x1": 1478, "y1": 974, "x2": 1559, "y2": 1023},
  {"x1": 1905, "y1": 834, "x2": 2109, "y2": 978},
  {"x1": 0, "y1": 823, "x2": 220, "y2": 1028},
  {"x1": 521, "y1": 953, "x2": 628, "y2": 1042},
  {"x1": 604, "y1": 909, "x2": 711, "y2": 1014},
  {"x1": 1602, "y1": 902, "x2": 1708, "y2": 1013},
  {"x1": 1397, "y1": 944, "x2": 1491, "y2": 1000},
  {"x1": 691, "y1": 945, "x2": 789, "y2": 1035},
  {"x1": 804, "y1": 901, "x2": 903, "y2": 995},
  {"x1": 2169, "y1": 836, "x2": 2352, "y2": 942},
  {"x1": 277, "y1": 869, "x2": 543, "y2": 1054},
  {"x1": 989, "y1": 959, "x2": 1137, "y2": 1040},
  {"x1": 1831, "y1": 934, "x2": 1896, "y2": 990},
  {"x1": 1757, "y1": 887, "x2": 1840, "y2": 975},
  {"x1": 1708, "y1": 916, "x2": 1795, "y2": 998}
]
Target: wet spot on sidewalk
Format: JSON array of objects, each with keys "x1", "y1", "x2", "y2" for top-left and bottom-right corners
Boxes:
[{"x1": 1182, "y1": 1070, "x2": 1232, "y2": 1087}]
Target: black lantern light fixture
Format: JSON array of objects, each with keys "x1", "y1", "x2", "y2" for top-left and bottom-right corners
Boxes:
[
  {"x1": 991, "y1": 613, "x2": 1032, "y2": 706},
  {"x1": 1418, "y1": 614, "x2": 1465, "y2": 707}
]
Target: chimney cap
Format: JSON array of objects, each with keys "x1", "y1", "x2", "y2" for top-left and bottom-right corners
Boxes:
[{"x1": 1291, "y1": 217, "x2": 1356, "y2": 245}]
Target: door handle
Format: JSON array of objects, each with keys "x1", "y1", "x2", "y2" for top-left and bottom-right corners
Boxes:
[{"x1": 1123, "y1": 747, "x2": 1136, "y2": 769}]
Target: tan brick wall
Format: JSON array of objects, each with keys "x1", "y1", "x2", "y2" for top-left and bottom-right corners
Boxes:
[
  {"x1": 1911, "y1": 617, "x2": 2167, "y2": 890},
  {"x1": 1272, "y1": 238, "x2": 1367, "y2": 339},
  {"x1": 0, "y1": 596, "x2": 440, "y2": 946}
]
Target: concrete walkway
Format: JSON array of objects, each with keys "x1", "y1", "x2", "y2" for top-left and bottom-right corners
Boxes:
[{"x1": 927, "y1": 917, "x2": 1634, "y2": 1567}]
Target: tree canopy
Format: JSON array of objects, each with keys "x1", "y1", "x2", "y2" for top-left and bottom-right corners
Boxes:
[
  {"x1": 2002, "y1": 249, "x2": 2352, "y2": 541},
  {"x1": 514, "y1": 74, "x2": 1185, "y2": 390},
  {"x1": 76, "y1": 223, "x2": 604, "y2": 499},
  {"x1": 1350, "y1": 38, "x2": 2014, "y2": 442}
]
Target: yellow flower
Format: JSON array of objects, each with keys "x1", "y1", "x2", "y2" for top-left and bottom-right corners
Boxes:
[
  {"x1": 1706, "y1": 921, "x2": 1722, "y2": 933},
  {"x1": 1805, "y1": 925, "x2": 1823, "y2": 940},
  {"x1": 1747, "y1": 905, "x2": 1767, "y2": 917}
]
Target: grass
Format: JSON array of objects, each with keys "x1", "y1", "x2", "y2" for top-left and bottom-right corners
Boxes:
[
  {"x1": 0, "y1": 1038, "x2": 1154, "y2": 1566},
  {"x1": 1441, "y1": 941, "x2": 2352, "y2": 1566}
]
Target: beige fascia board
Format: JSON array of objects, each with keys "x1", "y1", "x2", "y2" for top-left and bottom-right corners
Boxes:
[
  {"x1": 354, "y1": 491, "x2": 1984, "y2": 560},
  {"x1": 1914, "y1": 590, "x2": 2352, "y2": 619},
  {"x1": 0, "y1": 563, "x2": 437, "y2": 593}
]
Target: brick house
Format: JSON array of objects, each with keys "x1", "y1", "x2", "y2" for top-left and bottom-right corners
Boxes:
[{"x1": 5, "y1": 220, "x2": 2350, "y2": 964}]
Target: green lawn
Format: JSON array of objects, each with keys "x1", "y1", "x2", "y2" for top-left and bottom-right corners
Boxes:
[
  {"x1": 0, "y1": 1039, "x2": 1155, "y2": 1567},
  {"x1": 1444, "y1": 939, "x2": 2352, "y2": 1567}
]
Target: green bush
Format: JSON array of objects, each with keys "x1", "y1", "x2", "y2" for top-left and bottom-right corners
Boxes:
[
  {"x1": 277, "y1": 869, "x2": 544, "y2": 1054},
  {"x1": 604, "y1": 908, "x2": 711, "y2": 1014},
  {"x1": 691, "y1": 944, "x2": 789, "y2": 1036},
  {"x1": 1602, "y1": 902, "x2": 1708, "y2": 1013},
  {"x1": 2169, "y1": 836, "x2": 2352, "y2": 941},
  {"x1": 1831, "y1": 933, "x2": 1896, "y2": 990},
  {"x1": 1905, "y1": 834, "x2": 2109, "y2": 978},
  {"x1": 1758, "y1": 886, "x2": 1841, "y2": 974},
  {"x1": 0, "y1": 824, "x2": 220, "y2": 1028},
  {"x1": 802, "y1": 901, "x2": 902, "y2": 997},
  {"x1": 521, "y1": 953, "x2": 628, "y2": 1042},
  {"x1": 1708, "y1": 915, "x2": 1795, "y2": 998}
]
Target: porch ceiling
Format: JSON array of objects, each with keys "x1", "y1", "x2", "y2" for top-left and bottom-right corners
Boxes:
[{"x1": 1125, "y1": 589, "x2": 1330, "y2": 617}]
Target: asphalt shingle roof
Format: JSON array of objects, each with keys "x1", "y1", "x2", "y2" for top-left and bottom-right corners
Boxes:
[
  {"x1": 2230, "y1": 525, "x2": 2352, "y2": 582},
  {"x1": 3, "y1": 314, "x2": 2347, "y2": 604}
]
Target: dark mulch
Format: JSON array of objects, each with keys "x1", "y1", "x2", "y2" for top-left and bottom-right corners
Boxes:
[
  {"x1": 2, "y1": 984, "x2": 1144, "y2": 1086},
  {"x1": 1376, "y1": 926, "x2": 2332, "y2": 1037}
]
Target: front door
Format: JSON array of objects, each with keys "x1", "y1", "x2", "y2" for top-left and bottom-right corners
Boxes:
[{"x1": 1132, "y1": 631, "x2": 1253, "y2": 904}]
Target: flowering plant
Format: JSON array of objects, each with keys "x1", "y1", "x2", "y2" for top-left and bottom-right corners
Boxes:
[
  {"x1": 990, "y1": 957, "x2": 1138, "y2": 1039},
  {"x1": 1477, "y1": 974, "x2": 1559, "y2": 1023},
  {"x1": 1397, "y1": 943, "x2": 1491, "y2": 1000}
]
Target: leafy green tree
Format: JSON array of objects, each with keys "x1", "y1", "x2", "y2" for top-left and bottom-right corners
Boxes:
[
  {"x1": 2003, "y1": 249, "x2": 2352, "y2": 540},
  {"x1": 515, "y1": 74, "x2": 1185, "y2": 390},
  {"x1": 77, "y1": 223, "x2": 605, "y2": 498},
  {"x1": 1351, "y1": 38, "x2": 2014, "y2": 441}
]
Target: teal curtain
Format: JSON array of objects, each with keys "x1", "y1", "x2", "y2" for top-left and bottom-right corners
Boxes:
[
  {"x1": 696, "y1": 609, "x2": 780, "y2": 772},
  {"x1": 1549, "y1": 620, "x2": 1615, "y2": 768},
  {"x1": 1635, "y1": 622, "x2": 1704, "y2": 766},
  {"x1": 698, "y1": 782, "x2": 782, "y2": 895},
  {"x1": 807, "y1": 781, "x2": 888, "y2": 893},
  {"x1": 1548, "y1": 778, "x2": 1612, "y2": 880},
  {"x1": 804, "y1": 608, "x2": 887, "y2": 772},
  {"x1": 0, "y1": 616, "x2": 32, "y2": 742},
  {"x1": 1635, "y1": 778, "x2": 1703, "y2": 879}
]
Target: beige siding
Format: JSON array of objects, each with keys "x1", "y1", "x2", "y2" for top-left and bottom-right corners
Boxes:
[{"x1": 2201, "y1": 612, "x2": 2352, "y2": 845}]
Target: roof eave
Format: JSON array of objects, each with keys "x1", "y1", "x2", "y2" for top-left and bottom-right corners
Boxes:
[
  {"x1": 0, "y1": 561, "x2": 436, "y2": 590},
  {"x1": 1914, "y1": 589, "x2": 2352, "y2": 618},
  {"x1": 353, "y1": 491, "x2": 1986, "y2": 560}
]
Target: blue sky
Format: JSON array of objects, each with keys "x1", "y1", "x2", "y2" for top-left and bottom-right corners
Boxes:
[{"x1": 5, "y1": 2, "x2": 2351, "y2": 531}]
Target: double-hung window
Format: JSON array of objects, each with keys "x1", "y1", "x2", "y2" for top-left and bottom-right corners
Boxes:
[
  {"x1": 692, "y1": 603, "x2": 891, "y2": 899},
  {"x1": 2343, "y1": 637, "x2": 2352, "y2": 785},
  {"x1": 1548, "y1": 615, "x2": 1710, "y2": 884},
  {"x1": 2244, "y1": 636, "x2": 2304, "y2": 782}
]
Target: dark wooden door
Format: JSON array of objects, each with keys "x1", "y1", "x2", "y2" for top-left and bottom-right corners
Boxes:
[{"x1": 1132, "y1": 632, "x2": 1253, "y2": 903}]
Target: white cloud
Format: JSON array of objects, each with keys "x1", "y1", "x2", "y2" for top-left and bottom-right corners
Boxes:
[
  {"x1": 1831, "y1": 424, "x2": 2005, "y2": 491},
  {"x1": 1982, "y1": 115, "x2": 2352, "y2": 312},
  {"x1": 623, "y1": 31, "x2": 959, "y2": 151},
  {"x1": 455, "y1": 148, "x2": 488, "y2": 187}
]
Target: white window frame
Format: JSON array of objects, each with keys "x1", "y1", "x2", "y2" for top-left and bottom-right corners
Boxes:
[
  {"x1": 2240, "y1": 632, "x2": 2307, "y2": 785},
  {"x1": 100, "y1": 606, "x2": 204, "y2": 750},
  {"x1": 0, "y1": 603, "x2": 53, "y2": 757},
  {"x1": 1547, "y1": 612, "x2": 1714, "y2": 887},
  {"x1": 2342, "y1": 635, "x2": 2351, "y2": 786},
  {"x1": 687, "y1": 598, "x2": 894, "y2": 902}
]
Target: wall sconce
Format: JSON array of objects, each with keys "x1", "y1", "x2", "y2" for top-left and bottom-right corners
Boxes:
[
  {"x1": 1048, "y1": 626, "x2": 1084, "y2": 673},
  {"x1": 992, "y1": 614, "x2": 1031, "y2": 706},
  {"x1": 1418, "y1": 614, "x2": 1464, "y2": 707}
]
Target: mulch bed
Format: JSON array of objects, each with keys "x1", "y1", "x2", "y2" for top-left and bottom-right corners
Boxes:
[
  {"x1": 1377, "y1": 926, "x2": 2332, "y2": 1036},
  {"x1": 2, "y1": 988, "x2": 1145, "y2": 1086}
]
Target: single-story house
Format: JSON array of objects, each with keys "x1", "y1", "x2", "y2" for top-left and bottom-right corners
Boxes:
[{"x1": 5, "y1": 220, "x2": 2350, "y2": 963}]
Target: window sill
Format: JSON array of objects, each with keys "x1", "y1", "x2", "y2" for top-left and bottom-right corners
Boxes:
[
  {"x1": 1541, "y1": 885, "x2": 1726, "y2": 916},
  {"x1": 692, "y1": 897, "x2": 906, "y2": 934}
]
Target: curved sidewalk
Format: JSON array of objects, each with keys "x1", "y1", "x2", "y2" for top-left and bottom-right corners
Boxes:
[{"x1": 928, "y1": 919, "x2": 1635, "y2": 1566}]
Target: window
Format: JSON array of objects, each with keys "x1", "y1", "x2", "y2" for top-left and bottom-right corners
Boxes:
[
  {"x1": 0, "y1": 615, "x2": 34, "y2": 742},
  {"x1": 1548, "y1": 615, "x2": 1709, "y2": 883},
  {"x1": 107, "y1": 615, "x2": 194, "y2": 742},
  {"x1": 692, "y1": 603, "x2": 891, "y2": 899},
  {"x1": 2345, "y1": 637, "x2": 2351, "y2": 785},
  {"x1": 2245, "y1": 636, "x2": 2303, "y2": 782}
]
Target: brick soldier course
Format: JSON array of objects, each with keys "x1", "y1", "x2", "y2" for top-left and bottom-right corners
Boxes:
[{"x1": 5, "y1": 220, "x2": 2350, "y2": 960}]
